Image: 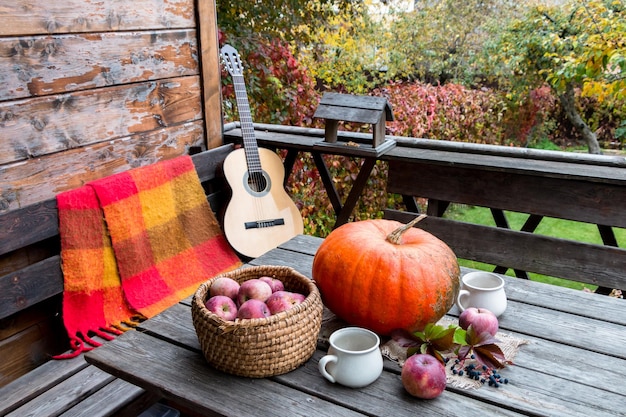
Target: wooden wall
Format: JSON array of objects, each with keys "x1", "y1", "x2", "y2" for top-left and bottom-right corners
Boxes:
[
  {"x1": 0, "y1": 0, "x2": 222, "y2": 385},
  {"x1": 0, "y1": 0, "x2": 223, "y2": 213}
]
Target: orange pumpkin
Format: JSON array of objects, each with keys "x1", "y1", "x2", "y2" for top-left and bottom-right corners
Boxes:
[{"x1": 312, "y1": 216, "x2": 460, "y2": 335}]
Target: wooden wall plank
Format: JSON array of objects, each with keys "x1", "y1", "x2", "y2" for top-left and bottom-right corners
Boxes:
[
  {"x1": 0, "y1": 30, "x2": 199, "y2": 101},
  {"x1": 197, "y1": 0, "x2": 223, "y2": 149},
  {"x1": 1, "y1": 122, "x2": 205, "y2": 212},
  {"x1": 0, "y1": 0, "x2": 196, "y2": 36},
  {"x1": 0, "y1": 76, "x2": 202, "y2": 165}
]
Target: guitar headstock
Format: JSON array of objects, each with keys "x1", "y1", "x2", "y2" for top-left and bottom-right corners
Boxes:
[{"x1": 220, "y1": 44, "x2": 243, "y2": 76}]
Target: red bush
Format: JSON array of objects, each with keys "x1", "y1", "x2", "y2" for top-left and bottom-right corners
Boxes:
[{"x1": 375, "y1": 81, "x2": 508, "y2": 145}]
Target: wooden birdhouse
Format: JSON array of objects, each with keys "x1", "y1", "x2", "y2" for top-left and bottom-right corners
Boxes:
[{"x1": 313, "y1": 93, "x2": 396, "y2": 156}]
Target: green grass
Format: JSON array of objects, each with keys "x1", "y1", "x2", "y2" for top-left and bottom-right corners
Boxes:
[{"x1": 443, "y1": 204, "x2": 626, "y2": 291}]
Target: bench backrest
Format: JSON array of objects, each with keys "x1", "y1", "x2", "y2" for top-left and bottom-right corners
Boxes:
[
  {"x1": 0, "y1": 145, "x2": 233, "y2": 321},
  {"x1": 383, "y1": 139, "x2": 626, "y2": 294}
]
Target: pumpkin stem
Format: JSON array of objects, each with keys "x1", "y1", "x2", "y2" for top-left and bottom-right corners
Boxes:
[{"x1": 387, "y1": 214, "x2": 427, "y2": 244}]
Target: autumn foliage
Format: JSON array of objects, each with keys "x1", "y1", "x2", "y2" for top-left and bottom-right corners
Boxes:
[{"x1": 218, "y1": 0, "x2": 626, "y2": 235}]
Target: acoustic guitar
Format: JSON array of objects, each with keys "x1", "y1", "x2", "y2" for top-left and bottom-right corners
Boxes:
[{"x1": 220, "y1": 44, "x2": 304, "y2": 258}]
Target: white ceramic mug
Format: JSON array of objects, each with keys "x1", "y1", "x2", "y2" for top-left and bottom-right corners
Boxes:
[
  {"x1": 318, "y1": 327, "x2": 383, "y2": 388},
  {"x1": 456, "y1": 272, "x2": 507, "y2": 317}
]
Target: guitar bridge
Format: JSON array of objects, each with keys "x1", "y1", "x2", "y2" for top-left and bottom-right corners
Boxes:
[{"x1": 244, "y1": 218, "x2": 286, "y2": 229}]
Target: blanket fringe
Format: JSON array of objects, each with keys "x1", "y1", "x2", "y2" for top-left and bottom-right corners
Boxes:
[
  {"x1": 112, "y1": 314, "x2": 146, "y2": 332},
  {"x1": 52, "y1": 335, "x2": 96, "y2": 359},
  {"x1": 53, "y1": 325, "x2": 132, "y2": 360}
]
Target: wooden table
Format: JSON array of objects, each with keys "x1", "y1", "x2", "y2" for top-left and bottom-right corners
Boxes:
[{"x1": 85, "y1": 235, "x2": 626, "y2": 417}]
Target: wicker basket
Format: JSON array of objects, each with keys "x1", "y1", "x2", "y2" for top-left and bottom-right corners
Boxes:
[{"x1": 191, "y1": 265, "x2": 323, "y2": 378}]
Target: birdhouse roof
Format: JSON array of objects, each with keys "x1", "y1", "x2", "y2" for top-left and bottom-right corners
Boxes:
[{"x1": 313, "y1": 92, "x2": 394, "y2": 124}]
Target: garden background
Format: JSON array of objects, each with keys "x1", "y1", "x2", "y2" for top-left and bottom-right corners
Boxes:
[{"x1": 216, "y1": 0, "x2": 626, "y2": 291}]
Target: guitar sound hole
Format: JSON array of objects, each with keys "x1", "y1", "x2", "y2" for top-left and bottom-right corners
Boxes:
[{"x1": 248, "y1": 171, "x2": 268, "y2": 193}]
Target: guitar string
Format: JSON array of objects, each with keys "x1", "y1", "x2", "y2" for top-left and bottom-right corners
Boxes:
[{"x1": 233, "y1": 75, "x2": 267, "y2": 225}]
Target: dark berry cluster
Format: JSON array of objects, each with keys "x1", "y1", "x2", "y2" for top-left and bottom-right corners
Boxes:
[{"x1": 444, "y1": 357, "x2": 509, "y2": 388}]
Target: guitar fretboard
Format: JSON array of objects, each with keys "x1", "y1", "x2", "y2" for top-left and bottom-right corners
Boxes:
[{"x1": 232, "y1": 73, "x2": 262, "y2": 175}]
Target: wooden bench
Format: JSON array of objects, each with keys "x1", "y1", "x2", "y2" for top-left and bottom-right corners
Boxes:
[
  {"x1": 0, "y1": 0, "x2": 226, "y2": 413},
  {"x1": 0, "y1": 145, "x2": 234, "y2": 416}
]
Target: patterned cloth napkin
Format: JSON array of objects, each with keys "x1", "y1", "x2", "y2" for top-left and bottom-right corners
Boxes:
[
  {"x1": 56, "y1": 155, "x2": 242, "y2": 358},
  {"x1": 320, "y1": 312, "x2": 528, "y2": 390},
  {"x1": 380, "y1": 316, "x2": 529, "y2": 389}
]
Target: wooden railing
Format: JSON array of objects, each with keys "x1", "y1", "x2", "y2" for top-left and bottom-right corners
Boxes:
[{"x1": 224, "y1": 122, "x2": 626, "y2": 295}]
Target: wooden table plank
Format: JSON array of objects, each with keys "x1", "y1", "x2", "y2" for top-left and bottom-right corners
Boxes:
[
  {"x1": 487, "y1": 301, "x2": 626, "y2": 359},
  {"x1": 139, "y1": 301, "x2": 626, "y2": 416},
  {"x1": 459, "y1": 266, "x2": 626, "y2": 326},
  {"x1": 135, "y1": 307, "x2": 527, "y2": 416},
  {"x1": 86, "y1": 331, "x2": 366, "y2": 417},
  {"x1": 276, "y1": 351, "x2": 525, "y2": 417},
  {"x1": 281, "y1": 351, "x2": 623, "y2": 417}
]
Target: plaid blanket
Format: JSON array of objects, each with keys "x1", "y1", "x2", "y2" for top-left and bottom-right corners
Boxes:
[{"x1": 56, "y1": 155, "x2": 241, "y2": 358}]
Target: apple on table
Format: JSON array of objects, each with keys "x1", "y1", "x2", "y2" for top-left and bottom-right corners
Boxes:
[{"x1": 401, "y1": 353, "x2": 447, "y2": 399}]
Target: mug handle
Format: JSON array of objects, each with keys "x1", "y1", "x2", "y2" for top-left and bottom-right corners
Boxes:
[
  {"x1": 318, "y1": 355, "x2": 338, "y2": 383},
  {"x1": 456, "y1": 289, "x2": 470, "y2": 312}
]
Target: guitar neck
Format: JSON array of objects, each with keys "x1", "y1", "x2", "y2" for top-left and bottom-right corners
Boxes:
[{"x1": 232, "y1": 74, "x2": 262, "y2": 174}]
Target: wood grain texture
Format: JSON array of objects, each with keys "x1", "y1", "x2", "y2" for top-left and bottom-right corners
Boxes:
[
  {"x1": 1, "y1": 122, "x2": 205, "y2": 212},
  {"x1": 0, "y1": 0, "x2": 196, "y2": 36},
  {"x1": 0, "y1": 256, "x2": 63, "y2": 320},
  {"x1": 130, "y1": 245, "x2": 626, "y2": 416},
  {"x1": 0, "y1": 76, "x2": 202, "y2": 165},
  {"x1": 197, "y1": 0, "x2": 223, "y2": 149},
  {"x1": 0, "y1": 320, "x2": 58, "y2": 387},
  {"x1": 387, "y1": 160, "x2": 626, "y2": 227},
  {"x1": 58, "y1": 378, "x2": 158, "y2": 417},
  {"x1": 86, "y1": 330, "x2": 366, "y2": 417},
  {"x1": 384, "y1": 209, "x2": 626, "y2": 290},
  {"x1": 0, "y1": 199, "x2": 58, "y2": 253},
  {"x1": 0, "y1": 30, "x2": 199, "y2": 101},
  {"x1": 4, "y1": 366, "x2": 115, "y2": 416},
  {"x1": 0, "y1": 351, "x2": 87, "y2": 413}
]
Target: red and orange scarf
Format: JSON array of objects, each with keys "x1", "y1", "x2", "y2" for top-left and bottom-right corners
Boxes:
[{"x1": 56, "y1": 155, "x2": 241, "y2": 357}]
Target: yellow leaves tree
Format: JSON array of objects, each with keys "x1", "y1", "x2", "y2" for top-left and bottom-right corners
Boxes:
[{"x1": 486, "y1": 0, "x2": 626, "y2": 154}]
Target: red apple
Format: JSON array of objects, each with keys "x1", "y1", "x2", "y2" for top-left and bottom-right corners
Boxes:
[
  {"x1": 266, "y1": 291, "x2": 306, "y2": 315},
  {"x1": 210, "y1": 277, "x2": 240, "y2": 300},
  {"x1": 458, "y1": 307, "x2": 499, "y2": 336},
  {"x1": 237, "y1": 299, "x2": 271, "y2": 319},
  {"x1": 205, "y1": 295, "x2": 238, "y2": 321},
  {"x1": 401, "y1": 354, "x2": 447, "y2": 399},
  {"x1": 259, "y1": 276, "x2": 285, "y2": 293},
  {"x1": 237, "y1": 279, "x2": 273, "y2": 305}
]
